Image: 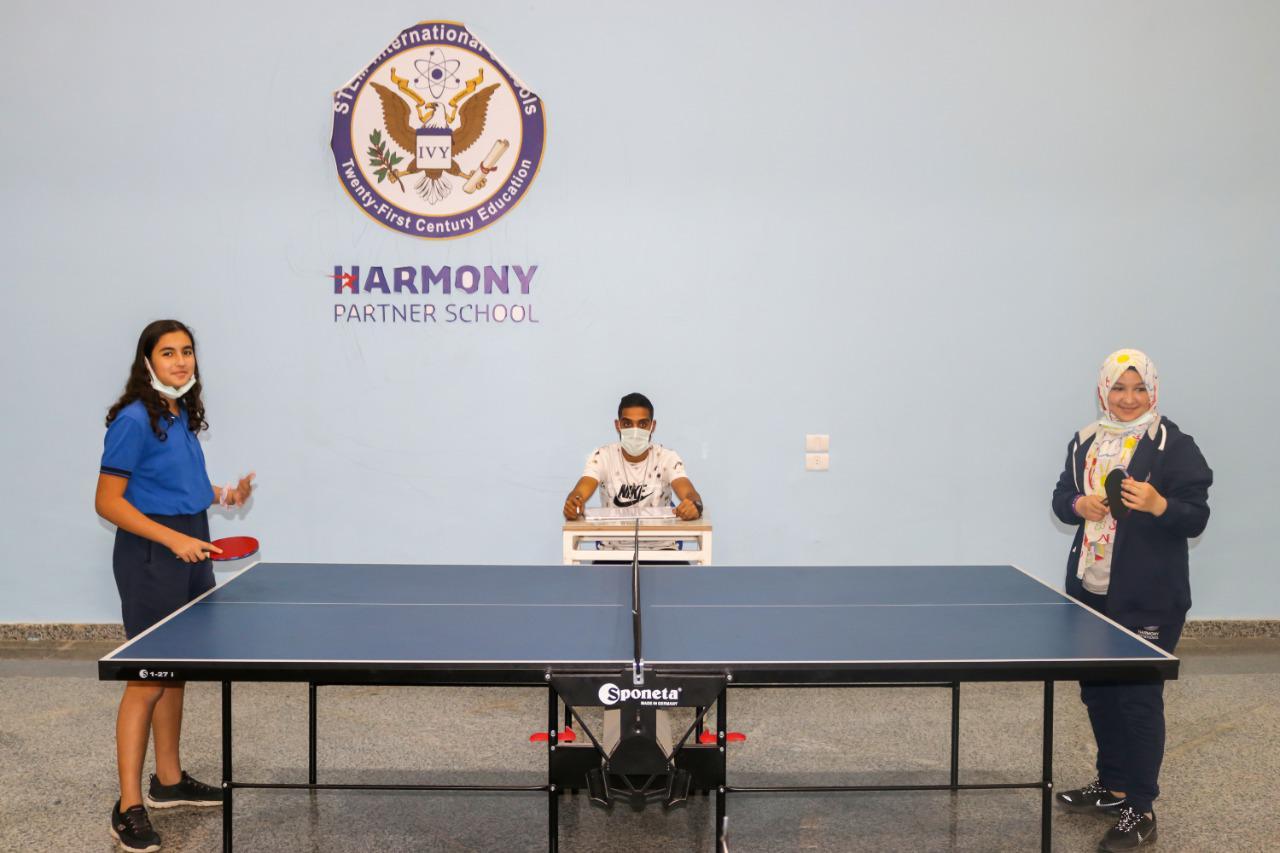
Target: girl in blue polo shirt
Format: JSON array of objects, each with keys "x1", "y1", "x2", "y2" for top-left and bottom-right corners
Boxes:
[{"x1": 96, "y1": 319, "x2": 255, "y2": 852}]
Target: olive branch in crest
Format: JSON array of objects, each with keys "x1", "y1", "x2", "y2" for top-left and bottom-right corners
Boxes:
[{"x1": 367, "y1": 129, "x2": 406, "y2": 191}]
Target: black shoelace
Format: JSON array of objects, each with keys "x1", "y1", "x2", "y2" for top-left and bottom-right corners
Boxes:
[
  {"x1": 1114, "y1": 806, "x2": 1142, "y2": 833},
  {"x1": 121, "y1": 805, "x2": 155, "y2": 835}
]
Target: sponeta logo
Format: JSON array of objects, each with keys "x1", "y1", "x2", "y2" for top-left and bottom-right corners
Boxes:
[{"x1": 597, "y1": 683, "x2": 683, "y2": 706}]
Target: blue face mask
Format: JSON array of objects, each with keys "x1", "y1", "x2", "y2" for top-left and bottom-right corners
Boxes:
[
  {"x1": 144, "y1": 357, "x2": 196, "y2": 400},
  {"x1": 619, "y1": 428, "x2": 651, "y2": 456}
]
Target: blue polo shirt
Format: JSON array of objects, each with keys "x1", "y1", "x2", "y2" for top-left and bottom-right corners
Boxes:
[{"x1": 100, "y1": 400, "x2": 214, "y2": 516}]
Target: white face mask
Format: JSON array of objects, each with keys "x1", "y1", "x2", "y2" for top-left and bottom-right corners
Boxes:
[
  {"x1": 619, "y1": 427, "x2": 652, "y2": 456},
  {"x1": 144, "y1": 357, "x2": 197, "y2": 400}
]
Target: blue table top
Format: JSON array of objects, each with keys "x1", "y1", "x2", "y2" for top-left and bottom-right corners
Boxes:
[{"x1": 103, "y1": 563, "x2": 1173, "y2": 678}]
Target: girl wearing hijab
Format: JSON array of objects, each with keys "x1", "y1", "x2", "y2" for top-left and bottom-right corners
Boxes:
[{"x1": 1051, "y1": 349, "x2": 1212, "y2": 851}]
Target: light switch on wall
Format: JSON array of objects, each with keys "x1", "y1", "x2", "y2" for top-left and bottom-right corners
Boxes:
[
  {"x1": 805, "y1": 452, "x2": 829, "y2": 471},
  {"x1": 805, "y1": 434, "x2": 829, "y2": 452}
]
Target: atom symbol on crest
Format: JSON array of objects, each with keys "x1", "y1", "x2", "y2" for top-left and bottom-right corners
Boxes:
[{"x1": 413, "y1": 49, "x2": 462, "y2": 99}]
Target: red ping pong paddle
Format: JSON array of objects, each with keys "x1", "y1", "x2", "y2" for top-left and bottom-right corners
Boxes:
[
  {"x1": 209, "y1": 536, "x2": 259, "y2": 561},
  {"x1": 1103, "y1": 470, "x2": 1130, "y2": 520}
]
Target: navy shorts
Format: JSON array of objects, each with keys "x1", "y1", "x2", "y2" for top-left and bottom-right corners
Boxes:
[{"x1": 113, "y1": 512, "x2": 215, "y2": 639}]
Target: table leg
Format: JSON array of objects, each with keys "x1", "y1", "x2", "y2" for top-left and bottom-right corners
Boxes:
[
  {"x1": 548, "y1": 686, "x2": 559, "y2": 851},
  {"x1": 715, "y1": 690, "x2": 727, "y2": 851},
  {"x1": 1041, "y1": 680, "x2": 1054, "y2": 853},
  {"x1": 950, "y1": 681, "x2": 960, "y2": 789},
  {"x1": 222, "y1": 681, "x2": 233, "y2": 853},
  {"x1": 308, "y1": 682, "x2": 318, "y2": 785}
]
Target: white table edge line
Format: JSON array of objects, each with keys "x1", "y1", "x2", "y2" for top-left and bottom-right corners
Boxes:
[
  {"x1": 199, "y1": 601, "x2": 626, "y2": 607},
  {"x1": 104, "y1": 655, "x2": 1173, "y2": 665},
  {"x1": 650, "y1": 602, "x2": 1068, "y2": 609},
  {"x1": 106, "y1": 657, "x2": 637, "y2": 664}
]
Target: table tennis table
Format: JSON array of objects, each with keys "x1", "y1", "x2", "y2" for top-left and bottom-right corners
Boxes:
[{"x1": 99, "y1": 561, "x2": 1177, "y2": 852}]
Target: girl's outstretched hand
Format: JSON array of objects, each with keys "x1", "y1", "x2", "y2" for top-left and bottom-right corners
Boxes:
[{"x1": 221, "y1": 472, "x2": 256, "y2": 507}]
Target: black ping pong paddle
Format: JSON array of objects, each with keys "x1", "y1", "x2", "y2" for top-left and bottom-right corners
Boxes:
[{"x1": 1103, "y1": 470, "x2": 1130, "y2": 520}]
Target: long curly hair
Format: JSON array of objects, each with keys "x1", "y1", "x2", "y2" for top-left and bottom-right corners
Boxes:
[{"x1": 105, "y1": 320, "x2": 209, "y2": 440}]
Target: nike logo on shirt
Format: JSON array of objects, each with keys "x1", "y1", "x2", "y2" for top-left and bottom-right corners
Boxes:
[{"x1": 614, "y1": 484, "x2": 651, "y2": 507}]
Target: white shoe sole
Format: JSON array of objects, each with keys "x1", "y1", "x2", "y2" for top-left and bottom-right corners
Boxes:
[
  {"x1": 144, "y1": 795, "x2": 223, "y2": 809},
  {"x1": 109, "y1": 825, "x2": 161, "y2": 852},
  {"x1": 1058, "y1": 797, "x2": 1128, "y2": 817}
]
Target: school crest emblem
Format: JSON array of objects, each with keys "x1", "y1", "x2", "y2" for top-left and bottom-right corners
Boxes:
[{"x1": 331, "y1": 21, "x2": 546, "y2": 239}]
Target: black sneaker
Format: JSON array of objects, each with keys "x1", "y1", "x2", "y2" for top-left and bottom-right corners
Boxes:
[
  {"x1": 1057, "y1": 779, "x2": 1128, "y2": 815},
  {"x1": 1099, "y1": 806, "x2": 1158, "y2": 851},
  {"x1": 110, "y1": 800, "x2": 161, "y2": 852},
  {"x1": 145, "y1": 771, "x2": 223, "y2": 809}
]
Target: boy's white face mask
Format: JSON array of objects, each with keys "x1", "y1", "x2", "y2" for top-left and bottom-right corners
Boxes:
[
  {"x1": 619, "y1": 427, "x2": 652, "y2": 456},
  {"x1": 144, "y1": 357, "x2": 196, "y2": 400}
]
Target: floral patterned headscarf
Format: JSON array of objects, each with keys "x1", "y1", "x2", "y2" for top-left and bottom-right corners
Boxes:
[
  {"x1": 1077, "y1": 349, "x2": 1159, "y2": 591},
  {"x1": 1097, "y1": 349, "x2": 1159, "y2": 434}
]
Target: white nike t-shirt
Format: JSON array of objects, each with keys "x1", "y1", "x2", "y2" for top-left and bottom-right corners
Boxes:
[{"x1": 583, "y1": 443, "x2": 689, "y2": 551}]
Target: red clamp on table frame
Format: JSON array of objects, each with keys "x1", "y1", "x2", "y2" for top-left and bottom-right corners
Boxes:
[
  {"x1": 530, "y1": 729, "x2": 576, "y2": 743},
  {"x1": 698, "y1": 730, "x2": 746, "y2": 744}
]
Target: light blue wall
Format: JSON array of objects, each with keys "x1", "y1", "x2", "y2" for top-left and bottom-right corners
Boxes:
[{"x1": 2, "y1": 2, "x2": 1276, "y2": 621}]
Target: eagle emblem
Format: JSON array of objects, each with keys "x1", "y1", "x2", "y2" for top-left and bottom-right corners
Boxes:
[
  {"x1": 367, "y1": 51, "x2": 502, "y2": 205},
  {"x1": 330, "y1": 22, "x2": 546, "y2": 239}
]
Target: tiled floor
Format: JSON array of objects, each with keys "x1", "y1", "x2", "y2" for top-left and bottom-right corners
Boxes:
[{"x1": 2, "y1": 638, "x2": 1277, "y2": 851}]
